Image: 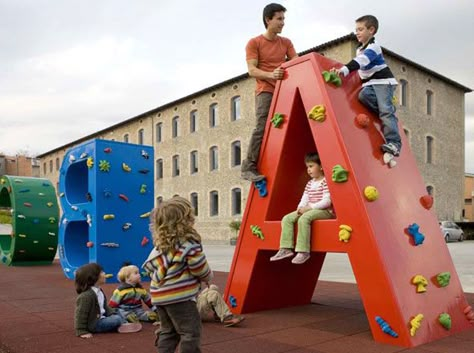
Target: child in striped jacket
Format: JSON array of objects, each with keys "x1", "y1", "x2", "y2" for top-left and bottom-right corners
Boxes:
[
  {"x1": 109, "y1": 264, "x2": 158, "y2": 323},
  {"x1": 270, "y1": 153, "x2": 334, "y2": 264},
  {"x1": 142, "y1": 196, "x2": 212, "y2": 353}
]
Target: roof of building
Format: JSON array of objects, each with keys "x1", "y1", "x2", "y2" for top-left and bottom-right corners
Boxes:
[{"x1": 37, "y1": 33, "x2": 472, "y2": 158}]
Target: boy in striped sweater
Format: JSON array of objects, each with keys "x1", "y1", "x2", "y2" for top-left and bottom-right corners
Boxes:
[
  {"x1": 270, "y1": 153, "x2": 334, "y2": 264},
  {"x1": 142, "y1": 196, "x2": 213, "y2": 353},
  {"x1": 108, "y1": 265, "x2": 157, "y2": 323},
  {"x1": 333, "y1": 15, "x2": 402, "y2": 159}
]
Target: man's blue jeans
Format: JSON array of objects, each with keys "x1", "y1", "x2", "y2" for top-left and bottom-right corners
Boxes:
[{"x1": 358, "y1": 84, "x2": 402, "y2": 151}]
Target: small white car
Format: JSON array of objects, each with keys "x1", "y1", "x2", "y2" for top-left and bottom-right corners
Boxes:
[{"x1": 439, "y1": 221, "x2": 464, "y2": 242}]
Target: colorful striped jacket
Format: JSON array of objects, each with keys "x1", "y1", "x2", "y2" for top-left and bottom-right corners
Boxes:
[
  {"x1": 108, "y1": 283, "x2": 152, "y2": 311},
  {"x1": 142, "y1": 239, "x2": 213, "y2": 305}
]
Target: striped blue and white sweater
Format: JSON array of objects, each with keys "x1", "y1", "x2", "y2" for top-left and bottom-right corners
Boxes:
[
  {"x1": 142, "y1": 239, "x2": 213, "y2": 306},
  {"x1": 340, "y1": 37, "x2": 397, "y2": 87}
]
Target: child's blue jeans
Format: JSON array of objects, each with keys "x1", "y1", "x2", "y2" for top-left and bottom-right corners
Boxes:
[
  {"x1": 94, "y1": 314, "x2": 123, "y2": 333},
  {"x1": 358, "y1": 84, "x2": 402, "y2": 151}
]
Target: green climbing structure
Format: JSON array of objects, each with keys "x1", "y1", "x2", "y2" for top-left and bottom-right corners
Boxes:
[{"x1": 0, "y1": 175, "x2": 59, "y2": 266}]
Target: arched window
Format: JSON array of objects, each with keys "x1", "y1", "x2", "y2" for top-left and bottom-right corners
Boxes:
[
  {"x1": 156, "y1": 159, "x2": 163, "y2": 179},
  {"x1": 210, "y1": 190, "x2": 219, "y2": 216},
  {"x1": 231, "y1": 188, "x2": 242, "y2": 215},
  {"x1": 190, "y1": 192, "x2": 198, "y2": 216},
  {"x1": 231, "y1": 141, "x2": 241, "y2": 167},
  {"x1": 426, "y1": 185, "x2": 434, "y2": 196},
  {"x1": 190, "y1": 110, "x2": 198, "y2": 133},
  {"x1": 209, "y1": 103, "x2": 218, "y2": 128},
  {"x1": 209, "y1": 146, "x2": 218, "y2": 171},
  {"x1": 172, "y1": 116, "x2": 179, "y2": 138},
  {"x1": 123, "y1": 134, "x2": 129, "y2": 143},
  {"x1": 231, "y1": 96, "x2": 241, "y2": 121},
  {"x1": 426, "y1": 90, "x2": 433, "y2": 115},
  {"x1": 172, "y1": 155, "x2": 180, "y2": 177},
  {"x1": 138, "y1": 129, "x2": 144, "y2": 145},
  {"x1": 155, "y1": 123, "x2": 162, "y2": 143},
  {"x1": 426, "y1": 136, "x2": 433, "y2": 164},
  {"x1": 399, "y1": 79, "x2": 408, "y2": 107},
  {"x1": 190, "y1": 150, "x2": 198, "y2": 174}
]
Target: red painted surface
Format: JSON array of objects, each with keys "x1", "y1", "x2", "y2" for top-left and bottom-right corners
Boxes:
[{"x1": 224, "y1": 53, "x2": 472, "y2": 347}]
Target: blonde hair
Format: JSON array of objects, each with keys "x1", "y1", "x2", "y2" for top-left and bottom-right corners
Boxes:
[
  {"x1": 150, "y1": 196, "x2": 201, "y2": 253},
  {"x1": 117, "y1": 265, "x2": 139, "y2": 283}
]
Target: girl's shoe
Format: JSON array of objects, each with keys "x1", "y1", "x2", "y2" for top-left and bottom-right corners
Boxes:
[
  {"x1": 291, "y1": 252, "x2": 310, "y2": 264},
  {"x1": 270, "y1": 248, "x2": 294, "y2": 261},
  {"x1": 118, "y1": 322, "x2": 142, "y2": 333}
]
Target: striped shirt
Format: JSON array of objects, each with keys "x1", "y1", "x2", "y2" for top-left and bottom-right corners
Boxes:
[
  {"x1": 297, "y1": 178, "x2": 333, "y2": 212},
  {"x1": 340, "y1": 37, "x2": 397, "y2": 87},
  {"x1": 108, "y1": 283, "x2": 152, "y2": 311},
  {"x1": 142, "y1": 239, "x2": 213, "y2": 306}
]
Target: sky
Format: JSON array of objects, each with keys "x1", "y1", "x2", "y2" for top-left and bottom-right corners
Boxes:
[{"x1": 1, "y1": 0, "x2": 473, "y2": 170}]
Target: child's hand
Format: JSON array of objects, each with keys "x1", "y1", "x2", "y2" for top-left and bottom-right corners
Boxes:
[
  {"x1": 80, "y1": 333, "x2": 93, "y2": 339},
  {"x1": 330, "y1": 67, "x2": 342, "y2": 76},
  {"x1": 271, "y1": 67, "x2": 285, "y2": 80},
  {"x1": 297, "y1": 206, "x2": 312, "y2": 215}
]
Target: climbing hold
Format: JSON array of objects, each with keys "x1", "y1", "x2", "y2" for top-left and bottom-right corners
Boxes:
[
  {"x1": 229, "y1": 295, "x2": 237, "y2": 308},
  {"x1": 374, "y1": 316, "x2": 398, "y2": 338},
  {"x1": 71, "y1": 205, "x2": 78, "y2": 211},
  {"x1": 104, "y1": 147, "x2": 112, "y2": 153},
  {"x1": 32, "y1": 218, "x2": 39, "y2": 224},
  {"x1": 103, "y1": 188, "x2": 112, "y2": 198},
  {"x1": 464, "y1": 306, "x2": 474, "y2": 324},
  {"x1": 46, "y1": 202, "x2": 53, "y2": 207},
  {"x1": 438, "y1": 313, "x2": 451, "y2": 330},
  {"x1": 308, "y1": 105, "x2": 326, "y2": 122},
  {"x1": 104, "y1": 273, "x2": 113, "y2": 278},
  {"x1": 18, "y1": 234, "x2": 27, "y2": 238},
  {"x1": 364, "y1": 186, "x2": 379, "y2": 201},
  {"x1": 331, "y1": 164, "x2": 349, "y2": 183},
  {"x1": 254, "y1": 178, "x2": 268, "y2": 197},
  {"x1": 38, "y1": 192, "x2": 45, "y2": 197},
  {"x1": 122, "y1": 162, "x2": 132, "y2": 172},
  {"x1": 48, "y1": 232, "x2": 55, "y2": 236},
  {"x1": 17, "y1": 214, "x2": 26, "y2": 219},
  {"x1": 435, "y1": 272, "x2": 451, "y2": 287},
  {"x1": 141, "y1": 150, "x2": 149, "y2": 159},
  {"x1": 103, "y1": 214, "x2": 115, "y2": 220},
  {"x1": 409, "y1": 314, "x2": 424, "y2": 337},
  {"x1": 86, "y1": 214, "x2": 92, "y2": 227},
  {"x1": 33, "y1": 240, "x2": 39, "y2": 244},
  {"x1": 407, "y1": 223, "x2": 425, "y2": 246},
  {"x1": 141, "y1": 236, "x2": 150, "y2": 246},
  {"x1": 321, "y1": 70, "x2": 342, "y2": 87},
  {"x1": 122, "y1": 223, "x2": 132, "y2": 231},
  {"x1": 23, "y1": 202, "x2": 32, "y2": 207},
  {"x1": 18, "y1": 188, "x2": 30, "y2": 193},
  {"x1": 98, "y1": 160, "x2": 111, "y2": 172},
  {"x1": 271, "y1": 113, "x2": 284, "y2": 127},
  {"x1": 59, "y1": 192, "x2": 65, "y2": 197},
  {"x1": 49, "y1": 217, "x2": 57, "y2": 224},
  {"x1": 86, "y1": 241, "x2": 94, "y2": 248},
  {"x1": 338, "y1": 225, "x2": 353, "y2": 243},
  {"x1": 355, "y1": 113, "x2": 370, "y2": 128},
  {"x1": 86, "y1": 192, "x2": 93, "y2": 202},
  {"x1": 419, "y1": 195, "x2": 433, "y2": 210},
  {"x1": 140, "y1": 184, "x2": 147, "y2": 194},
  {"x1": 86, "y1": 157, "x2": 94, "y2": 168},
  {"x1": 140, "y1": 212, "x2": 151, "y2": 218},
  {"x1": 69, "y1": 155, "x2": 76, "y2": 163},
  {"x1": 139, "y1": 169, "x2": 150, "y2": 174},
  {"x1": 100, "y1": 243, "x2": 119, "y2": 248},
  {"x1": 80, "y1": 152, "x2": 88, "y2": 159},
  {"x1": 47, "y1": 247, "x2": 55, "y2": 251},
  {"x1": 411, "y1": 275, "x2": 428, "y2": 293},
  {"x1": 250, "y1": 225, "x2": 264, "y2": 240},
  {"x1": 119, "y1": 194, "x2": 129, "y2": 202}
]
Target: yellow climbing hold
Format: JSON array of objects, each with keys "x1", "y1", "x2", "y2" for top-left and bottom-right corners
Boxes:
[
  {"x1": 338, "y1": 225, "x2": 353, "y2": 243},
  {"x1": 409, "y1": 314, "x2": 424, "y2": 336},
  {"x1": 103, "y1": 214, "x2": 115, "y2": 220},
  {"x1": 308, "y1": 105, "x2": 326, "y2": 122},
  {"x1": 364, "y1": 186, "x2": 379, "y2": 201}
]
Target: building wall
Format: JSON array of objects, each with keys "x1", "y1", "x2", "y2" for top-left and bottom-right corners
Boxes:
[
  {"x1": 0, "y1": 155, "x2": 40, "y2": 177},
  {"x1": 464, "y1": 174, "x2": 474, "y2": 221},
  {"x1": 38, "y1": 41, "x2": 468, "y2": 240}
]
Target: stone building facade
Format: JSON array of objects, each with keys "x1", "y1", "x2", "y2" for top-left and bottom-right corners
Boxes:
[
  {"x1": 0, "y1": 154, "x2": 40, "y2": 177},
  {"x1": 37, "y1": 34, "x2": 471, "y2": 241}
]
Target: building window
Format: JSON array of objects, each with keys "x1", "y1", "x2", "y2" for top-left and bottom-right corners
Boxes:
[
  {"x1": 43, "y1": 162, "x2": 46, "y2": 175},
  {"x1": 399, "y1": 79, "x2": 408, "y2": 107},
  {"x1": 231, "y1": 141, "x2": 241, "y2": 167},
  {"x1": 209, "y1": 146, "x2": 218, "y2": 171},
  {"x1": 172, "y1": 116, "x2": 179, "y2": 138},
  {"x1": 426, "y1": 136, "x2": 433, "y2": 164},
  {"x1": 172, "y1": 155, "x2": 180, "y2": 177},
  {"x1": 190, "y1": 192, "x2": 198, "y2": 216},
  {"x1": 426, "y1": 185, "x2": 434, "y2": 196},
  {"x1": 156, "y1": 159, "x2": 163, "y2": 179},
  {"x1": 156, "y1": 123, "x2": 162, "y2": 143},
  {"x1": 190, "y1": 110, "x2": 198, "y2": 133},
  {"x1": 138, "y1": 129, "x2": 144, "y2": 144},
  {"x1": 231, "y1": 96, "x2": 241, "y2": 121},
  {"x1": 190, "y1": 150, "x2": 198, "y2": 174},
  {"x1": 123, "y1": 134, "x2": 129, "y2": 143},
  {"x1": 231, "y1": 188, "x2": 242, "y2": 215},
  {"x1": 49, "y1": 160, "x2": 53, "y2": 173},
  {"x1": 156, "y1": 196, "x2": 163, "y2": 205},
  {"x1": 209, "y1": 103, "x2": 218, "y2": 128},
  {"x1": 426, "y1": 90, "x2": 433, "y2": 115},
  {"x1": 210, "y1": 190, "x2": 219, "y2": 216},
  {"x1": 55, "y1": 157, "x2": 60, "y2": 171}
]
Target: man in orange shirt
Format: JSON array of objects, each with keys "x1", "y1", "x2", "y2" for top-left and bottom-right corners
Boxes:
[{"x1": 241, "y1": 3, "x2": 298, "y2": 182}]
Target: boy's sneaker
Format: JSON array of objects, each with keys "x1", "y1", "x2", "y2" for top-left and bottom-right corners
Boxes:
[
  {"x1": 223, "y1": 315, "x2": 245, "y2": 327},
  {"x1": 241, "y1": 170, "x2": 265, "y2": 182},
  {"x1": 381, "y1": 143, "x2": 400, "y2": 157},
  {"x1": 118, "y1": 322, "x2": 142, "y2": 333},
  {"x1": 126, "y1": 313, "x2": 139, "y2": 323},
  {"x1": 291, "y1": 252, "x2": 311, "y2": 264},
  {"x1": 270, "y1": 248, "x2": 294, "y2": 261}
]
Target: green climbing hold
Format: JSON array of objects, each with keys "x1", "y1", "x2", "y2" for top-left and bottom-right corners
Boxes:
[
  {"x1": 438, "y1": 313, "x2": 451, "y2": 330},
  {"x1": 322, "y1": 71, "x2": 342, "y2": 87},
  {"x1": 332, "y1": 164, "x2": 349, "y2": 183},
  {"x1": 436, "y1": 272, "x2": 451, "y2": 287},
  {"x1": 271, "y1": 113, "x2": 284, "y2": 128},
  {"x1": 250, "y1": 225, "x2": 264, "y2": 240}
]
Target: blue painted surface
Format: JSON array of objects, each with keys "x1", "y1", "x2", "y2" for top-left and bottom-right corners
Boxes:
[{"x1": 58, "y1": 139, "x2": 154, "y2": 281}]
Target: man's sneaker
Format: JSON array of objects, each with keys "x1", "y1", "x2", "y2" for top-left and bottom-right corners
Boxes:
[
  {"x1": 270, "y1": 248, "x2": 294, "y2": 261},
  {"x1": 241, "y1": 170, "x2": 265, "y2": 182},
  {"x1": 291, "y1": 252, "x2": 311, "y2": 264},
  {"x1": 118, "y1": 322, "x2": 142, "y2": 333},
  {"x1": 381, "y1": 143, "x2": 400, "y2": 157},
  {"x1": 223, "y1": 315, "x2": 245, "y2": 327}
]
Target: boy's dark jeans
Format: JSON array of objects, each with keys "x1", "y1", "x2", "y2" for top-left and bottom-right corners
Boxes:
[
  {"x1": 156, "y1": 301, "x2": 202, "y2": 353},
  {"x1": 241, "y1": 92, "x2": 273, "y2": 173}
]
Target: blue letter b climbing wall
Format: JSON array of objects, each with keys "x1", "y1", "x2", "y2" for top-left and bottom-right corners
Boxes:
[{"x1": 58, "y1": 139, "x2": 154, "y2": 281}]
